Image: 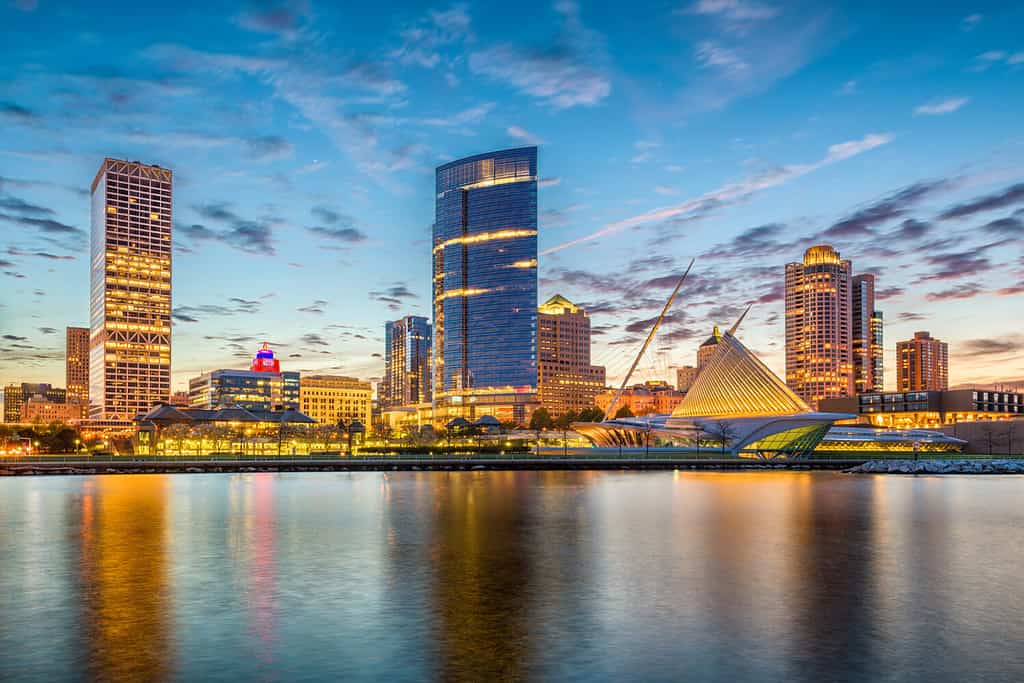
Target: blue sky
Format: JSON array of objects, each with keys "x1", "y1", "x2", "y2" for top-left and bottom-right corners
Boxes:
[{"x1": 0, "y1": 0, "x2": 1022, "y2": 392}]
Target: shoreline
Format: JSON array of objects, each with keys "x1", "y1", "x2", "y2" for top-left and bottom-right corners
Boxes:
[
  {"x1": 0, "y1": 456, "x2": 865, "y2": 476},
  {"x1": 1, "y1": 456, "x2": 1021, "y2": 476}
]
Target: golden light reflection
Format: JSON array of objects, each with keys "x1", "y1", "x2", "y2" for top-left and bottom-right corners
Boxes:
[{"x1": 79, "y1": 475, "x2": 172, "y2": 681}]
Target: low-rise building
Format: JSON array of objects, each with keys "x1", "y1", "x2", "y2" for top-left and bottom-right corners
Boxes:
[
  {"x1": 3, "y1": 383, "x2": 67, "y2": 423},
  {"x1": 595, "y1": 380, "x2": 686, "y2": 417},
  {"x1": 820, "y1": 388, "x2": 1023, "y2": 429},
  {"x1": 20, "y1": 395, "x2": 85, "y2": 424},
  {"x1": 299, "y1": 375, "x2": 372, "y2": 426},
  {"x1": 188, "y1": 344, "x2": 299, "y2": 411}
]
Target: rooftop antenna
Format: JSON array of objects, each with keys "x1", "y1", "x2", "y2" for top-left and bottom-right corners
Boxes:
[{"x1": 603, "y1": 258, "x2": 695, "y2": 422}]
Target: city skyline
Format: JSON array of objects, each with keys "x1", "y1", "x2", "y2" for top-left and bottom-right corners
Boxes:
[{"x1": 1, "y1": 1, "x2": 1023, "y2": 394}]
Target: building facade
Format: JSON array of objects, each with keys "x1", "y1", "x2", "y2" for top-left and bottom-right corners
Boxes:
[
  {"x1": 89, "y1": 158, "x2": 172, "y2": 419},
  {"x1": 189, "y1": 370, "x2": 300, "y2": 411},
  {"x1": 851, "y1": 274, "x2": 883, "y2": 393},
  {"x1": 897, "y1": 331, "x2": 948, "y2": 391},
  {"x1": 595, "y1": 381, "x2": 686, "y2": 417},
  {"x1": 3, "y1": 384, "x2": 67, "y2": 423},
  {"x1": 381, "y1": 316, "x2": 432, "y2": 408},
  {"x1": 676, "y1": 365, "x2": 699, "y2": 393},
  {"x1": 785, "y1": 245, "x2": 854, "y2": 408},
  {"x1": 433, "y1": 147, "x2": 539, "y2": 424},
  {"x1": 537, "y1": 295, "x2": 606, "y2": 416},
  {"x1": 20, "y1": 396, "x2": 84, "y2": 424},
  {"x1": 189, "y1": 344, "x2": 298, "y2": 411},
  {"x1": 820, "y1": 388, "x2": 1022, "y2": 428},
  {"x1": 299, "y1": 375, "x2": 372, "y2": 426},
  {"x1": 66, "y1": 326, "x2": 90, "y2": 418}
]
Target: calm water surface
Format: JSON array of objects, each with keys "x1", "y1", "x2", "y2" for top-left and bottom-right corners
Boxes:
[{"x1": 1, "y1": 471, "x2": 1022, "y2": 681}]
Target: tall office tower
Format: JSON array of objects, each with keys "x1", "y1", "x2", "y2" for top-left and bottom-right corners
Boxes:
[
  {"x1": 381, "y1": 316, "x2": 432, "y2": 408},
  {"x1": 89, "y1": 158, "x2": 172, "y2": 419},
  {"x1": 785, "y1": 245, "x2": 854, "y2": 408},
  {"x1": 537, "y1": 295, "x2": 606, "y2": 416},
  {"x1": 851, "y1": 274, "x2": 884, "y2": 393},
  {"x1": 897, "y1": 331, "x2": 948, "y2": 391},
  {"x1": 433, "y1": 147, "x2": 539, "y2": 424},
  {"x1": 66, "y1": 326, "x2": 90, "y2": 418}
]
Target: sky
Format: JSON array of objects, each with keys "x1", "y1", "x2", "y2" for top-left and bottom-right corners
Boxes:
[{"x1": 0, "y1": 0, "x2": 1022, "y2": 394}]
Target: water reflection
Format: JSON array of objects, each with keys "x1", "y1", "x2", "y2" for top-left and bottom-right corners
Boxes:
[
  {"x1": 78, "y1": 475, "x2": 173, "y2": 681},
  {"x1": 1, "y1": 471, "x2": 1023, "y2": 681},
  {"x1": 426, "y1": 472, "x2": 532, "y2": 680}
]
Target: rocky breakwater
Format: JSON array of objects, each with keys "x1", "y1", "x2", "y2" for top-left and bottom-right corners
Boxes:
[{"x1": 848, "y1": 459, "x2": 1024, "y2": 474}]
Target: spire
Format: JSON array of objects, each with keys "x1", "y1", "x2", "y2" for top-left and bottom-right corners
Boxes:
[{"x1": 727, "y1": 304, "x2": 752, "y2": 336}]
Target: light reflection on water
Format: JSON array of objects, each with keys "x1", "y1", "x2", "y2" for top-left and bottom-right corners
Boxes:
[{"x1": 1, "y1": 471, "x2": 1022, "y2": 681}]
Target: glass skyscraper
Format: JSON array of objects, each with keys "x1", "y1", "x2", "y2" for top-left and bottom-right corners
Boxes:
[
  {"x1": 382, "y1": 315, "x2": 432, "y2": 408},
  {"x1": 433, "y1": 147, "x2": 539, "y2": 423},
  {"x1": 89, "y1": 158, "x2": 172, "y2": 419}
]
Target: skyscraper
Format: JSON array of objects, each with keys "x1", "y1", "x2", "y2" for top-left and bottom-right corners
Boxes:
[
  {"x1": 897, "y1": 331, "x2": 949, "y2": 391},
  {"x1": 537, "y1": 295, "x2": 606, "y2": 416},
  {"x1": 433, "y1": 147, "x2": 539, "y2": 424},
  {"x1": 382, "y1": 315, "x2": 432, "y2": 408},
  {"x1": 66, "y1": 326, "x2": 90, "y2": 417},
  {"x1": 89, "y1": 158, "x2": 172, "y2": 419},
  {"x1": 785, "y1": 245, "x2": 854, "y2": 408},
  {"x1": 697, "y1": 326, "x2": 722, "y2": 369},
  {"x1": 852, "y1": 274, "x2": 884, "y2": 393}
]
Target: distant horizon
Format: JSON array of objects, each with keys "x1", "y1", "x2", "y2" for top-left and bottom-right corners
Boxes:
[{"x1": 1, "y1": 0, "x2": 1022, "y2": 393}]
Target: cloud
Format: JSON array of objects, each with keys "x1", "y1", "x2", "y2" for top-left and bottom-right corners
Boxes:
[
  {"x1": 508, "y1": 125, "x2": 544, "y2": 145},
  {"x1": 2, "y1": 334, "x2": 27, "y2": 341},
  {"x1": 390, "y1": 4, "x2": 473, "y2": 69},
  {"x1": 172, "y1": 298, "x2": 261, "y2": 323},
  {"x1": 958, "y1": 338, "x2": 1017, "y2": 357},
  {"x1": 246, "y1": 135, "x2": 294, "y2": 161},
  {"x1": 821, "y1": 178, "x2": 951, "y2": 239},
  {"x1": 890, "y1": 218, "x2": 932, "y2": 240},
  {"x1": 970, "y1": 50, "x2": 1024, "y2": 71},
  {"x1": 914, "y1": 97, "x2": 969, "y2": 116},
  {"x1": 695, "y1": 41, "x2": 749, "y2": 76},
  {"x1": 875, "y1": 286, "x2": 905, "y2": 300},
  {"x1": 702, "y1": 223, "x2": 793, "y2": 260},
  {"x1": 184, "y1": 203, "x2": 277, "y2": 255},
  {"x1": 369, "y1": 282, "x2": 418, "y2": 311},
  {"x1": 307, "y1": 226, "x2": 368, "y2": 243},
  {"x1": 38, "y1": 327, "x2": 57, "y2": 334},
  {"x1": 543, "y1": 132, "x2": 892, "y2": 254},
  {"x1": 422, "y1": 102, "x2": 495, "y2": 128},
  {"x1": 468, "y1": 1, "x2": 610, "y2": 109},
  {"x1": 6, "y1": 247, "x2": 76, "y2": 261},
  {"x1": 539, "y1": 177, "x2": 561, "y2": 188},
  {"x1": 961, "y1": 13, "x2": 982, "y2": 31},
  {"x1": 0, "y1": 102, "x2": 41, "y2": 124},
  {"x1": 0, "y1": 195, "x2": 54, "y2": 217},
  {"x1": 925, "y1": 283, "x2": 986, "y2": 301},
  {"x1": 837, "y1": 79, "x2": 858, "y2": 96},
  {"x1": 982, "y1": 215, "x2": 1023, "y2": 236},
  {"x1": 938, "y1": 183, "x2": 1024, "y2": 220},
  {"x1": 298, "y1": 299, "x2": 328, "y2": 314},
  {"x1": 684, "y1": 0, "x2": 778, "y2": 24},
  {"x1": 234, "y1": 0, "x2": 311, "y2": 40},
  {"x1": 301, "y1": 333, "x2": 329, "y2": 346}
]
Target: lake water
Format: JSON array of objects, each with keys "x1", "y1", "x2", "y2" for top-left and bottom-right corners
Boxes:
[{"x1": 1, "y1": 471, "x2": 1022, "y2": 681}]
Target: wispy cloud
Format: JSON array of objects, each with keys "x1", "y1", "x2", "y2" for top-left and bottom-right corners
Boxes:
[
  {"x1": 914, "y1": 96, "x2": 969, "y2": 116},
  {"x1": 508, "y1": 125, "x2": 544, "y2": 145},
  {"x1": 468, "y1": 1, "x2": 610, "y2": 109},
  {"x1": 543, "y1": 132, "x2": 892, "y2": 254}
]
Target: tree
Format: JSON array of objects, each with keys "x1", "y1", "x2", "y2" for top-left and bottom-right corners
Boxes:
[
  {"x1": 614, "y1": 405, "x2": 635, "y2": 419},
  {"x1": 554, "y1": 410, "x2": 578, "y2": 430},
  {"x1": 529, "y1": 407, "x2": 554, "y2": 431},
  {"x1": 162, "y1": 423, "x2": 191, "y2": 456},
  {"x1": 577, "y1": 407, "x2": 604, "y2": 423},
  {"x1": 706, "y1": 420, "x2": 737, "y2": 456}
]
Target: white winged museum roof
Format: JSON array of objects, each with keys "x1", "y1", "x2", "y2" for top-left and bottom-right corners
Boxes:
[{"x1": 671, "y1": 330, "x2": 811, "y2": 418}]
